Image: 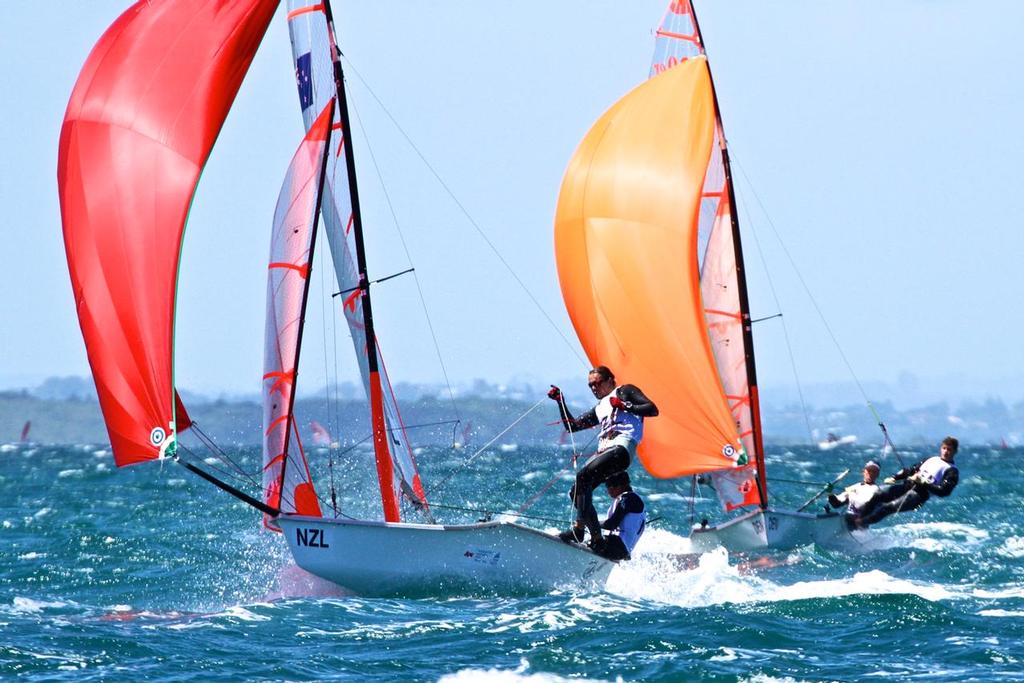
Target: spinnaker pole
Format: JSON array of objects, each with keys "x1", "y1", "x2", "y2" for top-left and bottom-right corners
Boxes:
[
  {"x1": 689, "y1": 3, "x2": 769, "y2": 508},
  {"x1": 320, "y1": 0, "x2": 400, "y2": 522}
]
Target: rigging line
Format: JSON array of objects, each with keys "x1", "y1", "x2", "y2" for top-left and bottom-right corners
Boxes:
[
  {"x1": 317, "y1": 229, "x2": 335, "y2": 449},
  {"x1": 517, "y1": 431, "x2": 597, "y2": 516},
  {"x1": 731, "y1": 157, "x2": 895, "y2": 447},
  {"x1": 732, "y1": 180, "x2": 814, "y2": 444},
  {"x1": 187, "y1": 423, "x2": 258, "y2": 486},
  {"x1": 345, "y1": 90, "x2": 463, "y2": 433},
  {"x1": 340, "y1": 57, "x2": 587, "y2": 369},
  {"x1": 317, "y1": 235, "x2": 341, "y2": 513},
  {"x1": 177, "y1": 446, "x2": 260, "y2": 494},
  {"x1": 555, "y1": 397, "x2": 587, "y2": 524},
  {"x1": 425, "y1": 397, "x2": 548, "y2": 498}
]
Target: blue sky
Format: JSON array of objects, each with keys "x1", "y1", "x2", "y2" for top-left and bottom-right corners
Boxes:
[{"x1": 2, "y1": 1, "x2": 1022, "y2": 403}]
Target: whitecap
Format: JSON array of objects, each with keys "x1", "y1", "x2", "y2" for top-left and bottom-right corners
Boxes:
[
  {"x1": 57, "y1": 469, "x2": 84, "y2": 479},
  {"x1": 978, "y1": 609, "x2": 1024, "y2": 617},
  {"x1": 10, "y1": 597, "x2": 68, "y2": 613},
  {"x1": 18, "y1": 552, "x2": 44, "y2": 560},
  {"x1": 996, "y1": 536, "x2": 1024, "y2": 559},
  {"x1": 438, "y1": 658, "x2": 618, "y2": 683},
  {"x1": 607, "y1": 530, "x2": 961, "y2": 607}
]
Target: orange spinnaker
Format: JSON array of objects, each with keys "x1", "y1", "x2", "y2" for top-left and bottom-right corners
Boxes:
[{"x1": 554, "y1": 57, "x2": 744, "y2": 479}]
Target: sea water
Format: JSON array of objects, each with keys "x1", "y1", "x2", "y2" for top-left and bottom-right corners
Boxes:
[{"x1": 2, "y1": 442, "x2": 1022, "y2": 681}]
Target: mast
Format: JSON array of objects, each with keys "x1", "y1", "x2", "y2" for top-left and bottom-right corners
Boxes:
[
  {"x1": 689, "y1": 3, "x2": 769, "y2": 508},
  {"x1": 275, "y1": 99, "x2": 335, "y2": 504},
  {"x1": 320, "y1": 0, "x2": 400, "y2": 522}
]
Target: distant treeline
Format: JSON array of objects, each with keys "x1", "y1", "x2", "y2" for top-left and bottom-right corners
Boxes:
[{"x1": 2, "y1": 389, "x2": 1021, "y2": 447}]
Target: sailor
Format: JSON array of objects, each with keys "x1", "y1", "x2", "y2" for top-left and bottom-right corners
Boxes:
[
  {"x1": 596, "y1": 471, "x2": 646, "y2": 561},
  {"x1": 547, "y1": 365, "x2": 658, "y2": 548},
  {"x1": 827, "y1": 461, "x2": 881, "y2": 522},
  {"x1": 854, "y1": 436, "x2": 960, "y2": 529}
]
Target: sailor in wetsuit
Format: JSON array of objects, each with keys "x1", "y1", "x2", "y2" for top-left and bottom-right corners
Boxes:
[
  {"x1": 597, "y1": 471, "x2": 647, "y2": 561},
  {"x1": 547, "y1": 365, "x2": 658, "y2": 549},
  {"x1": 853, "y1": 436, "x2": 960, "y2": 529},
  {"x1": 827, "y1": 461, "x2": 881, "y2": 525}
]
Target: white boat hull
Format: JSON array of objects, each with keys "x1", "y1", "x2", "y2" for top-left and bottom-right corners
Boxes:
[
  {"x1": 276, "y1": 516, "x2": 615, "y2": 596},
  {"x1": 689, "y1": 508, "x2": 857, "y2": 553}
]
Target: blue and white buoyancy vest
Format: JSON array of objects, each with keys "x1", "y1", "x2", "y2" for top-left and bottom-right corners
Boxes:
[
  {"x1": 917, "y1": 456, "x2": 956, "y2": 485},
  {"x1": 595, "y1": 387, "x2": 645, "y2": 444},
  {"x1": 606, "y1": 491, "x2": 646, "y2": 553}
]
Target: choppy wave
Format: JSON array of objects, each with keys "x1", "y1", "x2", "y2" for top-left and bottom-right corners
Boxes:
[{"x1": 3, "y1": 444, "x2": 1023, "y2": 681}]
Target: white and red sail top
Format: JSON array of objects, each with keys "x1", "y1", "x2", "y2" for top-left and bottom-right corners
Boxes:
[
  {"x1": 57, "y1": 0, "x2": 279, "y2": 466},
  {"x1": 262, "y1": 102, "x2": 335, "y2": 525},
  {"x1": 285, "y1": 0, "x2": 430, "y2": 522}
]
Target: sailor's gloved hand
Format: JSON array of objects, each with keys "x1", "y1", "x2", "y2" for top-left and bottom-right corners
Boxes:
[
  {"x1": 827, "y1": 493, "x2": 843, "y2": 508},
  {"x1": 547, "y1": 385, "x2": 562, "y2": 401},
  {"x1": 609, "y1": 396, "x2": 628, "y2": 411},
  {"x1": 883, "y1": 476, "x2": 897, "y2": 485}
]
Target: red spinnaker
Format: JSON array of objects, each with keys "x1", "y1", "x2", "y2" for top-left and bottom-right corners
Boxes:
[{"x1": 57, "y1": 0, "x2": 279, "y2": 466}]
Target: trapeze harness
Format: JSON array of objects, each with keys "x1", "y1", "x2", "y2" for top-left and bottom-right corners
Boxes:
[
  {"x1": 594, "y1": 386, "x2": 646, "y2": 456},
  {"x1": 836, "y1": 482, "x2": 880, "y2": 515}
]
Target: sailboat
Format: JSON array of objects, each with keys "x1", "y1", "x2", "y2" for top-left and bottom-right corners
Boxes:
[
  {"x1": 554, "y1": 0, "x2": 856, "y2": 554},
  {"x1": 58, "y1": 0, "x2": 611, "y2": 597}
]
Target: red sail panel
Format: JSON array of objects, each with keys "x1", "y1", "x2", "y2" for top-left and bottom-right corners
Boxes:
[
  {"x1": 57, "y1": 0, "x2": 279, "y2": 466},
  {"x1": 262, "y1": 103, "x2": 334, "y2": 526}
]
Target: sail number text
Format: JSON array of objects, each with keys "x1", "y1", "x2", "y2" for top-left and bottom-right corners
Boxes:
[{"x1": 295, "y1": 527, "x2": 330, "y2": 548}]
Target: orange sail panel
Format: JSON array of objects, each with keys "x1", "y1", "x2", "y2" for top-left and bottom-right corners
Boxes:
[
  {"x1": 649, "y1": 0, "x2": 764, "y2": 508},
  {"x1": 57, "y1": 0, "x2": 279, "y2": 466},
  {"x1": 262, "y1": 102, "x2": 334, "y2": 525},
  {"x1": 555, "y1": 58, "x2": 746, "y2": 479}
]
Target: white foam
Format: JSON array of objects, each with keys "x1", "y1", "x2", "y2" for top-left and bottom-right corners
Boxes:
[
  {"x1": 605, "y1": 529, "x2": 963, "y2": 607},
  {"x1": 18, "y1": 552, "x2": 44, "y2": 560},
  {"x1": 866, "y1": 521, "x2": 989, "y2": 554},
  {"x1": 439, "y1": 659, "x2": 619, "y2": 683},
  {"x1": 996, "y1": 536, "x2": 1024, "y2": 559},
  {"x1": 978, "y1": 609, "x2": 1024, "y2": 618},
  {"x1": 212, "y1": 605, "x2": 271, "y2": 622},
  {"x1": 9, "y1": 597, "x2": 68, "y2": 614},
  {"x1": 57, "y1": 469, "x2": 83, "y2": 479}
]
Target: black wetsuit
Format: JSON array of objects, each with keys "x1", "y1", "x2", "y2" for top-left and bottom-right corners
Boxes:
[
  {"x1": 857, "y1": 457, "x2": 959, "y2": 527},
  {"x1": 555, "y1": 385, "x2": 658, "y2": 540}
]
